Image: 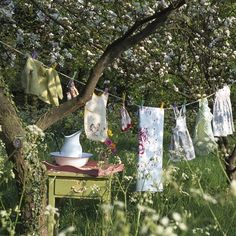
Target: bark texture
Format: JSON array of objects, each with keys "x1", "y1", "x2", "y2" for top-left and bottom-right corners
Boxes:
[
  {"x1": 225, "y1": 145, "x2": 236, "y2": 182},
  {"x1": 0, "y1": 82, "x2": 47, "y2": 235}
]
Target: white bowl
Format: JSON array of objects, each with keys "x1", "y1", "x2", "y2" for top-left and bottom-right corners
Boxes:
[
  {"x1": 54, "y1": 157, "x2": 89, "y2": 168},
  {"x1": 50, "y1": 153, "x2": 93, "y2": 168}
]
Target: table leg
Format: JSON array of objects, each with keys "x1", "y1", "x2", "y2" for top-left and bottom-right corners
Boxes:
[
  {"x1": 48, "y1": 177, "x2": 55, "y2": 236},
  {"x1": 101, "y1": 178, "x2": 112, "y2": 236}
]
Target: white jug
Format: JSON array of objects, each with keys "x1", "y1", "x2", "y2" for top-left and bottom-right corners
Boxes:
[{"x1": 60, "y1": 130, "x2": 82, "y2": 157}]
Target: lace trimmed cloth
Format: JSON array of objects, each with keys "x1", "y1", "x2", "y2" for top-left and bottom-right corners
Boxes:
[
  {"x1": 213, "y1": 85, "x2": 235, "y2": 137},
  {"x1": 169, "y1": 104, "x2": 195, "y2": 161}
]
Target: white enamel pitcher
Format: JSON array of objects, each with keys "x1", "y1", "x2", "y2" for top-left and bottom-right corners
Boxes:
[{"x1": 60, "y1": 130, "x2": 82, "y2": 157}]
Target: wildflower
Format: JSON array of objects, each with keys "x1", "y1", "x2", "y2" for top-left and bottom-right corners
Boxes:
[
  {"x1": 104, "y1": 138, "x2": 112, "y2": 146},
  {"x1": 107, "y1": 129, "x2": 113, "y2": 137},
  {"x1": 58, "y1": 226, "x2": 75, "y2": 236},
  {"x1": 44, "y1": 205, "x2": 59, "y2": 217},
  {"x1": 160, "y1": 216, "x2": 169, "y2": 226},
  {"x1": 172, "y1": 212, "x2": 182, "y2": 222}
]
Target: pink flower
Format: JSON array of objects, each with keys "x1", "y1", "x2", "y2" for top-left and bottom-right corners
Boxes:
[{"x1": 104, "y1": 138, "x2": 113, "y2": 146}]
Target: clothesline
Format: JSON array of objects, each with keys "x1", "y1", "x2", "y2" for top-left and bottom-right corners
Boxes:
[{"x1": 0, "y1": 39, "x2": 234, "y2": 110}]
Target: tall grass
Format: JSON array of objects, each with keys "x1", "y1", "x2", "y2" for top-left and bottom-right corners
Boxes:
[
  {"x1": 1, "y1": 109, "x2": 236, "y2": 236},
  {"x1": 56, "y1": 129, "x2": 236, "y2": 236}
]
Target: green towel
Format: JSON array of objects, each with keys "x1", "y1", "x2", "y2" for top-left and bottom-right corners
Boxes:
[{"x1": 22, "y1": 57, "x2": 63, "y2": 106}]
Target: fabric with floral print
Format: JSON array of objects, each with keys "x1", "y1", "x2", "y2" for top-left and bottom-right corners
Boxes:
[
  {"x1": 136, "y1": 106, "x2": 164, "y2": 192},
  {"x1": 84, "y1": 92, "x2": 108, "y2": 142}
]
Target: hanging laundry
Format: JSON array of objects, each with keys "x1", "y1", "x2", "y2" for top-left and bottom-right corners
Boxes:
[
  {"x1": 67, "y1": 80, "x2": 79, "y2": 101},
  {"x1": 136, "y1": 106, "x2": 164, "y2": 192},
  {"x1": 169, "y1": 104, "x2": 195, "y2": 161},
  {"x1": 120, "y1": 105, "x2": 132, "y2": 131},
  {"x1": 84, "y1": 92, "x2": 108, "y2": 142},
  {"x1": 193, "y1": 98, "x2": 217, "y2": 156},
  {"x1": 44, "y1": 67, "x2": 63, "y2": 106},
  {"x1": 213, "y1": 85, "x2": 235, "y2": 137},
  {"x1": 22, "y1": 57, "x2": 63, "y2": 106}
]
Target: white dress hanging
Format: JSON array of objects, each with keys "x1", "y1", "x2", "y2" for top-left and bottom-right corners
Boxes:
[
  {"x1": 193, "y1": 98, "x2": 217, "y2": 156},
  {"x1": 84, "y1": 92, "x2": 108, "y2": 142},
  {"x1": 169, "y1": 104, "x2": 195, "y2": 161},
  {"x1": 136, "y1": 106, "x2": 164, "y2": 192},
  {"x1": 213, "y1": 85, "x2": 235, "y2": 137}
]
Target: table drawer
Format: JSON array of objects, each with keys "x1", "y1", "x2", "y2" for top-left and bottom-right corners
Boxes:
[{"x1": 54, "y1": 178, "x2": 109, "y2": 197}]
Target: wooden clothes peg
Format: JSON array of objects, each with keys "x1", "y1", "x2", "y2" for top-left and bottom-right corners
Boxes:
[
  {"x1": 160, "y1": 102, "x2": 164, "y2": 110},
  {"x1": 52, "y1": 62, "x2": 58, "y2": 69}
]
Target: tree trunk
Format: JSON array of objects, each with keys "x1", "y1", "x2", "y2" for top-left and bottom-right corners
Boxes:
[
  {"x1": 225, "y1": 145, "x2": 236, "y2": 182},
  {"x1": 0, "y1": 81, "x2": 48, "y2": 235}
]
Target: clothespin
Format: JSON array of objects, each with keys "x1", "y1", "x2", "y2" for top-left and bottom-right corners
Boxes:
[
  {"x1": 52, "y1": 62, "x2": 58, "y2": 69},
  {"x1": 72, "y1": 71, "x2": 77, "y2": 81},
  {"x1": 160, "y1": 102, "x2": 164, "y2": 110},
  {"x1": 122, "y1": 92, "x2": 126, "y2": 106},
  {"x1": 141, "y1": 99, "x2": 145, "y2": 107},
  {"x1": 104, "y1": 87, "x2": 109, "y2": 95},
  {"x1": 31, "y1": 50, "x2": 37, "y2": 59}
]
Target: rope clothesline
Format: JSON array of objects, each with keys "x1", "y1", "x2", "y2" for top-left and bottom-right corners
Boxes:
[{"x1": 0, "y1": 39, "x2": 234, "y2": 110}]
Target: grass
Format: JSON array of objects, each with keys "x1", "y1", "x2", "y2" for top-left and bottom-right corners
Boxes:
[
  {"x1": 1, "y1": 115, "x2": 236, "y2": 235},
  {"x1": 54, "y1": 131, "x2": 236, "y2": 236}
]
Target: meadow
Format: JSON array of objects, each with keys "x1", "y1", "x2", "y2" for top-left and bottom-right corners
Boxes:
[{"x1": 1, "y1": 108, "x2": 236, "y2": 236}]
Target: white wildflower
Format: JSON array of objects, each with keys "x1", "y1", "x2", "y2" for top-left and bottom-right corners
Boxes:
[
  {"x1": 178, "y1": 222, "x2": 187, "y2": 231},
  {"x1": 160, "y1": 216, "x2": 169, "y2": 226},
  {"x1": 172, "y1": 212, "x2": 182, "y2": 222}
]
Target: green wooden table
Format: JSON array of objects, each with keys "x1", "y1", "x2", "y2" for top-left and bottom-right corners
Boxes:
[{"x1": 47, "y1": 170, "x2": 112, "y2": 236}]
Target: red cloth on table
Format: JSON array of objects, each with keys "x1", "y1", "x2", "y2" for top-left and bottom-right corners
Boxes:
[{"x1": 43, "y1": 161, "x2": 124, "y2": 177}]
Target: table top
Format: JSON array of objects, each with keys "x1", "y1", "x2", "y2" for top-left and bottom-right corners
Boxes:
[{"x1": 43, "y1": 161, "x2": 124, "y2": 177}]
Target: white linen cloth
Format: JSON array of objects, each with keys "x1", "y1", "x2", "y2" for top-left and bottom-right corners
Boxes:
[
  {"x1": 213, "y1": 85, "x2": 235, "y2": 137},
  {"x1": 84, "y1": 92, "x2": 108, "y2": 142},
  {"x1": 136, "y1": 106, "x2": 164, "y2": 192},
  {"x1": 169, "y1": 104, "x2": 195, "y2": 161}
]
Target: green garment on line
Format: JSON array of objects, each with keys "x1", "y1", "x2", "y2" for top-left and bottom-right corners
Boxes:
[
  {"x1": 193, "y1": 98, "x2": 217, "y2": 156},
  {"x1": 22, "y1": 57, "x2": 63, "y2": 106}
]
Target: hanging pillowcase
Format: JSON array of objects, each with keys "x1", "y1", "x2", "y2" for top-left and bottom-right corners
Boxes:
[
  {"x1": 193, "y1": 98, "x2": 217, "y2": 156},
  {"x1": 169, "y1": 104, "x2": 195, "y2": 162},
  {"x1": 84, "y1": 92, "x2": 108, "y2": 142},
  {"x1": 120, "y1": 105, "x2": 132, "y2": 131},
  {"x1": 213, "y1": 85, "x2": 235, "y2": 137},
  {"x1": 136, "y1": 106, "x2": 164, "y2": 192}
]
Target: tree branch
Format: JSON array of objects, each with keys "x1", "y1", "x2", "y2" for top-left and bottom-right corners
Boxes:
[{"x1": 36, "y1": 0, "x2": 186, "y2": 131}]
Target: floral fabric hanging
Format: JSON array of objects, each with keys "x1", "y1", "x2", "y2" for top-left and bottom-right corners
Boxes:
[
  {"x1": 84, "y1": 92, "x2": 108, "y2": 142},
  {"x1": 136, "y1": 106, "x2": 164, "y2": 192}
]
